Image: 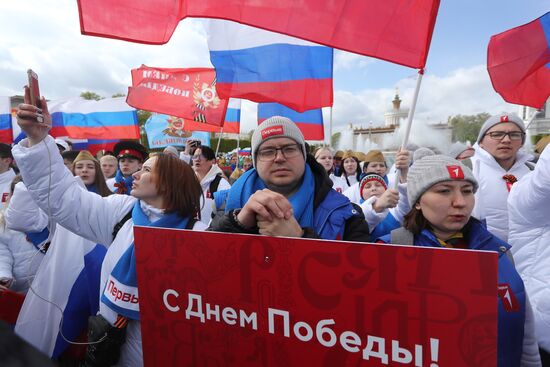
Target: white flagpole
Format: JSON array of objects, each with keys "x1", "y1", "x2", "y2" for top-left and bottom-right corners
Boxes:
[
  {"x1": 524, "y1": 109, "x2": 538, "y2": 130},
  {"x1": 329, "y1": 107, "x2": 333, "y2": 147},
  {"x1": 215, "y1": 127, "x2": 224, "y2": 157},
  {"x1": 236, "y1": 132, "x2": 241, "y2": 169},
  {"x1": 395, "y1": 69, "x2": 425, "y2": 188}
]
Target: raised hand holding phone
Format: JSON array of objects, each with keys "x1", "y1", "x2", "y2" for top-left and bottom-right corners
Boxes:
[
  {"x1": 27, "y1": 69, "x2": 41, "y2": 109},
  {"x1": 16, "y1": 70, "x2": 52, "y2": 146}
]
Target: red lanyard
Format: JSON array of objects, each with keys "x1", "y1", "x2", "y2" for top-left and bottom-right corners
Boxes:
[{"x1": 502, "y1": 174, "x2": 517, "y2": 192}]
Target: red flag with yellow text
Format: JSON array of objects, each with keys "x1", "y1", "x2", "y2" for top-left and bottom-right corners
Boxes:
[{"x1": 127, "y1": 66, "x2": 229, "y2": 126}]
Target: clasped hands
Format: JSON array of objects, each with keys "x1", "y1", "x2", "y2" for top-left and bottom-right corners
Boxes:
[{"x1": 236, "y1": 189, "x2": 303, "y2": 238}]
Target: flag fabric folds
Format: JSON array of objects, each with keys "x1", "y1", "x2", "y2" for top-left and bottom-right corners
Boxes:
[
  {"x1": 180, "y1": 98, "x2": 241, "y2": 134},
  {"x1": 78, "y1": 0, "x2": 440, "y2": 69},
  {"x1": 127, "y1": 65, "x2": 229, "y2": 126},
  {"x1": 0, "y1": 97, "x2": 12, "y2": 143},
  {"x1": 11, "y1": 182, "x2": 106, "y2": 358},
  {"x1": 207, "y1": 20, "x2": 333, "y2": 112},
  {"x1": 221, "y1": 98, "x2": 241, "y2": 134},
  {"x1": 87, "y1": 139, "x2": 120, "y2": 155},
  {"x1": 258, "y1": 103, "x2": 324, "y2": 140},
  {"x1": 488, "y1": 12, "x2": 550, "y2": 109},
  {"x1": 144, "y1": 113, "x2": 212, "y2": 148},
  {"x1": 48, "y1": 97, "x2": 139, "y2": 139}
]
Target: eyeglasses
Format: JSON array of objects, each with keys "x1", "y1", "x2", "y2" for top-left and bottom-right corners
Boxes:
[
  {"x1": 192, "y1": 154, "x2": 205, "y2": 161},
  {"x1": 485, "y1": 131, "x2": 525, "y2": 141},
  {"x1": 257, "y1": 144, "x2": 302, "y2": 162}
]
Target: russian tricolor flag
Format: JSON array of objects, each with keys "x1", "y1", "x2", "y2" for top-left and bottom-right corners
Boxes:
[
  {"x1": 258, "y1": 103, "x2": 324, "y2": 141},
  {"x1": 48, "y1": 97, "x2": 139, "y2": 139},
  {"x1": 0, "y1": 97, "x2": 12, "y2": 143},
  {"x1": 222, "y1": 98, "x2": 241, "y2": 134},
  {"x1": 68, "y1": 139, "x2": 120, "y2": 155},
  {"x1": 207, "y1": 20, "x2": 333, "y2": 113}
]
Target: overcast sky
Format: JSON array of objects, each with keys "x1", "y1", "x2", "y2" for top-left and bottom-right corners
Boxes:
[{"x1": 0, "y1": 0, "x2": 547, "y2": 139}]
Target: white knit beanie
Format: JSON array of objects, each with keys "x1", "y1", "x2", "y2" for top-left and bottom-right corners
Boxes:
[
  {"x1": 251, "y1": 116, "x2": 306, "y2": 167},
  {"x1": 407, "y1": 155, "x2": 478, "y2": 207},
  {"x1": 476, "y1": 113, "x2": 525, "y2": 143}
]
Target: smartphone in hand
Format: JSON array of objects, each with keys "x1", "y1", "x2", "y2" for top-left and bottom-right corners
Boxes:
[{"x1": 27, "y1": 69, "x2": 41, "y2": 108}]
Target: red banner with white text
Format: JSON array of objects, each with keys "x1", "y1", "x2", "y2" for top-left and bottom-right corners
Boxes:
[
  {"x1": 134, "y1": 228, "x2": 498, "y2": 367},
  {"x1": 127, "y1": 65, "x2": 229, "y2": 126}
]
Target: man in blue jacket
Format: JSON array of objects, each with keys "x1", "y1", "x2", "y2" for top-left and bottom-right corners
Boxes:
[{"x1": 210, "y1": 116, "x2": 370, "y2": 242}]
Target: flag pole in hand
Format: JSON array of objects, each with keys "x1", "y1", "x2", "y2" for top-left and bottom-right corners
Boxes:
[{"x1": 394, "y1": 69, "x2": 424, "y2": 188}]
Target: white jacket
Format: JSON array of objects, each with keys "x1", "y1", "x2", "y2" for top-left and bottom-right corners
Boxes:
[
  {"x1": 0, "y1": 217, "x2": 44, "y2": 293},
  {"x1": 508, "y1": 145, "x2": 550, "y2": 353},
  {"x1": 198, "y1": 165, "x2": 230, "y2": 225},
  {"x1": 471, "y1": 144, "x2": 532, "y2": 242},
  {"x1": 7, "y1": 180, "x2": 101, "y2": 357},
  {"x1": 13, "y1": 136, "x2": 207, "y2": 367},
  {"x1": 329, "y1": 173, "x2": 347, "y2": 194},
  {"x1": 0, "y1": 168, "x2": 15, "y2": 204},
  {"x1": 343, "y1": 182, "x2": 409, "y2": 232}
]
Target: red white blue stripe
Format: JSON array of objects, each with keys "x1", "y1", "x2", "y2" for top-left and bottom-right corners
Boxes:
[
  {"x1": 257, "y1": 103, "x2": 324, "y2": 140},
  {"x1": 48, "y1": 97, "x2": 139, "y2": 139},
  {"x1": 207, "y1": 20, "x2": 333, "y2": 113},
  {"x1": 0, "y1": 97, "x2": 12, "y2": 143},
  {"x1": 223, "y1": 98, "x2": 241, "y2": 134}
]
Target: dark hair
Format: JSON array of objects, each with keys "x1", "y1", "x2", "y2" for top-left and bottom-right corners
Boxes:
[
  {"x1": 403, "y1": 206, "x2": 430, "y2": 234},
  {"x1": 338, "y1": 156, "x2": 362, "y2": 184},
  {"x1": 197, "y1": 145, "x2": 215, "y2": 161},
  {"x1": 72, "y1": 159, "x2": 112, "y2": 198},
  {"x1": 154, "y1": 153, "x2": 202, "y2": 219},
  {"x1": 0, "y1": 143, "x2": 13, "y2": 160},
  {"x1": 61, "y1": 150, "x2": 80, "y2": 163}
]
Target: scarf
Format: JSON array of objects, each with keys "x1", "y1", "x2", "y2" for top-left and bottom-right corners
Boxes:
[
  {"x1": 25, "y1": 227, "x2": 50, "y2": 252},
  {"x1": 225, "y1": 166, "x2": 315, "y2": 228},
  {"x1": 113, "y1": 170, "x2": 133, "y2": 195},
  {"x1": 100, "y1": 201, "x2": 189, "y2": 320},
  {"x1": 86, "y1": 184, "x2": 98, "y2": 194}
]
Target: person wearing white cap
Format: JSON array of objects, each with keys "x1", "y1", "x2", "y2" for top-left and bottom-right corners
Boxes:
[
  {"x1": 54, "y1": 138, "x2": 69, "y2": 153},
  {"x1": 210, "y1": 116, "x2": 370, "y2": 241},
  {"x1": 378, "y1": 155, "x2": 540, "y2": 367},
  {"x1": 471, "y1": 113, "x2": 533, "y2": 242}
]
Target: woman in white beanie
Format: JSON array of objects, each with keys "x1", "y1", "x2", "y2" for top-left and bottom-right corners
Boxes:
[{"x1": 378, "y1": 155, "x2": 541, "y2": 367}]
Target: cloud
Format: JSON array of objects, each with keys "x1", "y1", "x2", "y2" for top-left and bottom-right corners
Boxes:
[
  {"x1": 0, "y1": 0, "x2": 210, "y2": 99},
  {"x1": 334, "y1": 50, "x2": 373, "y2": 71},
  {"x1": 0, "y1": 1, "x2": 517, "y2": 149},
  {"x1": 331, "y1": 65, "x2": 515, "y2": 132}
]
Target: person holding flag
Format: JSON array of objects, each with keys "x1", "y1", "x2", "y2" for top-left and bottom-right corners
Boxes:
[
  {"x1": 106, "y1": 141, "x2": 148, "y2": 194},
  {"x1": 13, "y1": 89, "x2": 207, "y2": 366},
  {"x1": 378, "y1": 155, "x2": 541, "y2": 367}
]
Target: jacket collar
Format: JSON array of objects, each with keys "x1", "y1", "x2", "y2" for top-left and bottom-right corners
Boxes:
[{"x1": 472, "y1": 143, "x2": 532, "y2": 172}]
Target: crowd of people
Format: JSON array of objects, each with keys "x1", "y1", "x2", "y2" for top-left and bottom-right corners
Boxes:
[{"x1": 0, "y1": 88, "x2": 547, "y2": 366}]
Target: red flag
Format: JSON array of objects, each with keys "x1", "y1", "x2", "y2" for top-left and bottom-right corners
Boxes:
[
  {"x1": 0, "y1": 290, "x2": 25, "y2": 325},
  {"x1": 488, "y1": 12, "x2": 550, "y2": 109},
  {"x1": 78, "y1": 0, "x2": 440, "y2": 69},
  {"x1": 127, "y1": 66, "x2": 229, "y2": 126}
]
